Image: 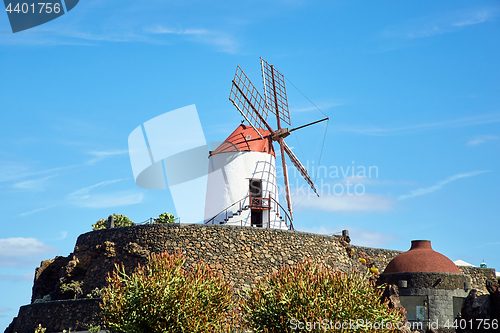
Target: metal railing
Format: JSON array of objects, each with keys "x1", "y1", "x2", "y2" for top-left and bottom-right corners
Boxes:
[
  {"x1": 205, "y1": 194, "x2": 294, "y2": 230},
  {"x1": 136, "y1": 216, "x2": 181, "y2": 225}
]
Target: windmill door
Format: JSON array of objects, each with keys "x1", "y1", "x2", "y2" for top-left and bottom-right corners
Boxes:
[{"x1": 250, "y1": 179, "x2": 263, "y2": 227}]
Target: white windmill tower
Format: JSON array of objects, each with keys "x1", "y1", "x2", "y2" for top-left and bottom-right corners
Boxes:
[{"x1": 204, "y1": 58, "x2": 328, "y2": 230}]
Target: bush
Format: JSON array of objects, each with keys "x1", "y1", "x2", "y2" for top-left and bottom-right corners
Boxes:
[
  {"x1": 92, "y1": 214, "x2": 134, "y2": 231},
  {"x1": 241, "y1": 260, "x2": 406, "y2": 333},
  {"x1": 153, "y1": 212, "x2": 176, "y2": 224},
  {"x1": 59, "y1": 280, "x2": 83, "y2": 299},
  {"x1": 100, "y1": 251, "x2": 238, "y2": 333}
]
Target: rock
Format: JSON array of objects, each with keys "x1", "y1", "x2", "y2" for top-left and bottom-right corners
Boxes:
[
  {"x1": 486, "y1": 279, "x2": 500, "y2": 322},
  {"x1": 31, "y1": 256, "x2": 70, "y2": 303},
  {"x1": 457, "y1": 289, "x2": 491, "y2": 333},
  {"x1": 380, "y1": 284, "x2": 403, "y2": 309},
  {"x1": 124, "y1": 242, "x2": 149, "y2": 258}
]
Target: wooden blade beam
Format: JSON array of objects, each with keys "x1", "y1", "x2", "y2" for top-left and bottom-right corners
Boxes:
[
  {"x1": 282, "y1": 140, "x2": 319, "y2": 197},
  {"x1": 230, "y1": 100, "x2": 264, "y2": 140},
  {"x1": 289, "y1": 117, "x2": 329, "y2": 133},
  {"x1": 278, "y1": 137, "x2": 293, "y2": 220}
]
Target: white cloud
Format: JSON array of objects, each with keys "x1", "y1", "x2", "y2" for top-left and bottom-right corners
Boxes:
[
  {"x1": 295, "y1": 193, "x2": 395, "y2": 212},
  {"x1": 466, "y1": 135, "x2": 499, "y2": 147},
  {"x1": 144, "y1": 25, "x2": 238, "y2": 53},
  {"x1": 76, "y1": 192, "x2": 144, "y2": 208},
  {"x1": 146, "y1": 26, "x2": 209, "y2": 35},
  {"x1": 0, "y1": 162, "x2": 67, "y2": 182},
  {"x1": 18, "y1": 205, "x2": 58, "y2": 217},
  {"x1": 0, "y1": 161, "x2": 32, "y2": 182},
  {"x1": 67, "y1": 179, "x2": 143, "y2": 208},
  {"x1": 1, "y1": 22, "x2": 238, "y2": 53},
  {"x1": 87, "y1": 149, "x2": 128, "y2": 165},
  {"x1": 453, "y1": 11, "x2": 490, "y2": 27},
  {"x1": 351, "y1": 229, "x2": 396, "y2": 248},
  {"x1": 12, "y1": 175, "x2": 56, "y2": 191},
  {"x1": 337, "y1": 113, "x2": 500, "y2": 136},
  {"x1": 0, "y1": 306, "x2": 9, "y2": 312},
  {"x1": 54, "y1": 231, "x2": 68, "y2": 241},
  {"x1": 398, "y1": 170, "x2": 490, "y2": 201},
  {"x1": 67, "y1": 179, "x2": 127, "y2": 200},
  {"x1": 384, "y1": 8, "x2": 496, "y2": 39},
  {"x1": 0, "y1": 238, "x2": 55, "y2": 267}
]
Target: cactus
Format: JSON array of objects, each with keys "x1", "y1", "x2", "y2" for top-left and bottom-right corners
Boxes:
[
  {"x1": 100, "y1": 251, "x2": 237, "y2": 333},
  {"x1": 241, "y1": 259, "x2": 406, "y2": 333},
  {"x1": 153, "y1": 212, "x2": 175, "y2": 224},
  {"x1": 92, "y1": 214, "x2": 134, "y2": 231}
]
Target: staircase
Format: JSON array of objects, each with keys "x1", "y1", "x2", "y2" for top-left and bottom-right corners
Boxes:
[
  {"x1": 218, "y1": 206, "x2": 287, "y2": 229},
  {"x1": 205, "y1": 195, "x2": 293, "y2": 230}
]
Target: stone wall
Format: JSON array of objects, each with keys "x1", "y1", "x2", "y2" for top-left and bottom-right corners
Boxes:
[
  {"x1": 7, "y1": 299, "x2": 101, "y2": 333},
  {"x1": 457, "y1": 266, "x2": 497, "y2": 293},
  {"x1": 6, "y1": 224, "x2": 498, "y2": 333},
  {"x1": 352, "y1": 245, "x2": 402, "y2": 271},
  {"x1": 69, "y1": 223, "x2": 361, "y2": 294},
  {"x1": 9, "y1": 224, "x2": 363, "y2": 333}
]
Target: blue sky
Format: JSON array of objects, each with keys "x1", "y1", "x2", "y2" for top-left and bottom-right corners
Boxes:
[{"x1": 1, "y1": 0, "x2": 499, "y2": 329}]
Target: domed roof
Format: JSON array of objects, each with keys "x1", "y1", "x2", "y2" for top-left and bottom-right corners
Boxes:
[
  {"x1": 384, "y1": 240, "x2": 461, "y2": 274},
  {"x1": 209, "y1": 125, "x2": 275, "y2": 157}
]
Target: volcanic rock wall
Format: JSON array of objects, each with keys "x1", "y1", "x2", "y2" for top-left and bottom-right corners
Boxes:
[
  {"x1": 6, "y1": 223, "x2": 498, "y2": 333},
  {"x1": 9, "y1": 223, "x2": 364, "y2": 332}
]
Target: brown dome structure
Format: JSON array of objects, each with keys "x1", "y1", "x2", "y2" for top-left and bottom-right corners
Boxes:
[{"x1": 384, "y1": 240, "x2": 461, "y2": 274}]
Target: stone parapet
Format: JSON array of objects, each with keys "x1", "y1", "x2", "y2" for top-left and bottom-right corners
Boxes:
[
  {"x1": 379, "y1": 272, "x2": 470, "y2": 291},
  {"x1": 8, "y1": 299, "x2": 101, "y2": 333}
]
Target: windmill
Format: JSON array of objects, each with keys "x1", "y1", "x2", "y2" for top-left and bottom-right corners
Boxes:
[
  {"x1": 204, "y1": 58, "x2": 328, "y2": 229},
  {"x1": 230, "y1": 58, "x2": 328, "y2": 219}
]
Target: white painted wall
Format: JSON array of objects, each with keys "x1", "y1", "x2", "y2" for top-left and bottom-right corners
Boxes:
[{"x1": 204, "y1": 151, "x2": 289, "y2": 230}]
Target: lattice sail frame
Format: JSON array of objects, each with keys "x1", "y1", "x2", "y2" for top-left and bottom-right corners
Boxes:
[
  {"x1": 282, "y1": 140, "x2": 319, "y2": 196},
  {"x1": 229, "y1": 65, "x2": 270, "y2": 133},
  {"x1": 261, "y1": 58, "x2": 291, "y2": 126}
]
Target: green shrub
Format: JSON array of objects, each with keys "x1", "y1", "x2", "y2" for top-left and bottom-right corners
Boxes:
[
  {"x1": 59, "y1": 280, "x2": 83, "y2": 299},
  {"x1": 86, "y1": 287, "x2": 104, "y2": 298},
  {"x1": 241, "y1": 260, "x2": 406, "y2": 333},
  {"x1": 100, "y1": 251, "x2": 238, "y2": 333},
  {"x1": 153, "y1": 212, "x2": 176, "y2": 224},
  {"x1": 88, "y1": 325, "x2": 100, "y2": 332},
  {"x1": 92, "y1": 214, "x2": 134, "y2": 231}
]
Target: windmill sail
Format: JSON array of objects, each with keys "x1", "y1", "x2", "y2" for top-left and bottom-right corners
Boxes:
[
  {"x1": 230, "y1": 65, "x2": 272, "y2": 134},
  {"x1": 282, "y1": 140, "x2": 319, "y2": 197},
  {"x1": 261, "y1": 58, "x2": 291, "y2": 126}
]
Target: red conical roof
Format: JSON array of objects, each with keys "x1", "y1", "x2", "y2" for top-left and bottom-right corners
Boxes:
[
  {"x1": 210, "y1": 124, "x2": 275, "y2": 157},
  {"x1": 384, "y1": 240, "x2": 461, "y2": 274}
]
